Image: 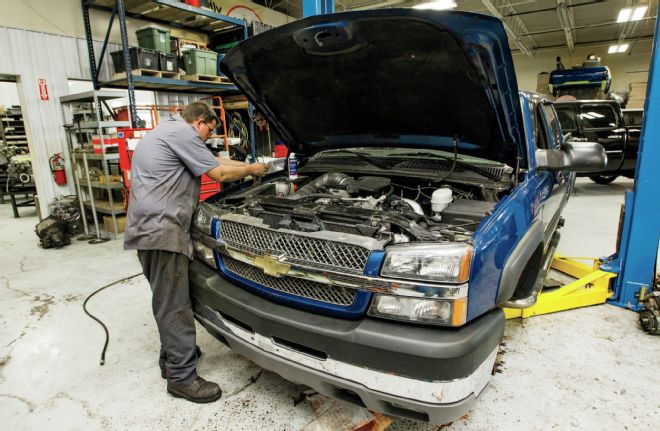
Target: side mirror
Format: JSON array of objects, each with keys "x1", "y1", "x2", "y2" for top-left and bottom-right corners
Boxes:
[
  {"x1": 563, "y1": 132, "x2": 572, "y2": 142},
  {"x1": 536, "y1": 142, "x2": 607, "y2": 172}
]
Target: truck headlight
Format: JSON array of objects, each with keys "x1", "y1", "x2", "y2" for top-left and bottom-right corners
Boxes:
[
  {"x1": 380, "y1": 243, "x2": 473, "y2": 283},
  {"x1": 193, "y1": 240, "x2": 216, "y2": 268},
  {"x1": 368, "y1": 295, "x2": 467, "y2": 326},
  {"x1": 192, "y1": 203, "x2": 214, "y2": 235}
]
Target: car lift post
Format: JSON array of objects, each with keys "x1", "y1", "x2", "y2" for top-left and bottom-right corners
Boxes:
[
  {"x1": 506, "y1": 19, "x2": 660, "y2": 319},
  {"x1": 601, "y1": 16, "x2": 660, "y2": 311},
  {"x1": 302, "y1": 0, "x2": 334, "y2": 17}
]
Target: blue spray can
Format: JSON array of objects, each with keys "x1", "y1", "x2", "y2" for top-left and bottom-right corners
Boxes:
[{"x1": 288, "y1": 152, "x2": 299, "y2": 180}]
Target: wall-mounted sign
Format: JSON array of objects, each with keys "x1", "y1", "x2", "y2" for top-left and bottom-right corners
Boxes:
[{"x1": 38, "y1": 79, "x2": 49, "y2": 101}]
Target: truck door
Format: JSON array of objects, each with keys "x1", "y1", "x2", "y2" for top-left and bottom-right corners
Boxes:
[
  {"x1": 578, "y1": 103, "x2": 626, "y2": 172},
  {"x1": 538, "y1": 102, "x2": 571, "y2": 242},
  {"x1": 555, "y1": 104, "x2": 578, "y2": 136}
]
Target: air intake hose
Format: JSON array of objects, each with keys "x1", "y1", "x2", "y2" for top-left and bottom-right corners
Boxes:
[{"x1": 287, "y1": 172, "x2": 352, "y2": 200}]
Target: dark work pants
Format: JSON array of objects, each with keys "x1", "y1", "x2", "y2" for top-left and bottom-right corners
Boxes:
[{"x1": 138, "y1": 250, "x2": 197, "y2": 385}]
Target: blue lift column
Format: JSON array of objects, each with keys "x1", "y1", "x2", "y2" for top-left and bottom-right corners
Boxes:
[
  {"x1": 605, "y1": 16, "x2": 660, "y2": 310},
  {"x1": 303, "y1": 0, "x2": 335, "y2": 17}
]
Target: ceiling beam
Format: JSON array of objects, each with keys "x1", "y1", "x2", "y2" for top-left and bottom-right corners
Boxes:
[
  {"x1": 481, "y1": 0, "x2": 536, "y2": 56},
  {"x1": 557, "y1": 0, "x2": 576, "y2": 54}
]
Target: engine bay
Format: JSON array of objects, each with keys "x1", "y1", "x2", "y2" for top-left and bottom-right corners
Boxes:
[{"x1": 209, "y1": 171, "x2": 511, "y2": 245}]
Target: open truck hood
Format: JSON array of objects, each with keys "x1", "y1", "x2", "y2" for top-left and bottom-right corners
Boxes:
[{"x1": 221, "y1": 9, "x2": 524, "y2": 165}]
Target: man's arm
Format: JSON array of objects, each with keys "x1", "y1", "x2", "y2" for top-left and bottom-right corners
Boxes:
[
  {"x1": 214, "y1": 157, "x2": 249, "y2": 167},
  {"x1": 205, "y1": 161, "x2": 268, "y2": 182}
]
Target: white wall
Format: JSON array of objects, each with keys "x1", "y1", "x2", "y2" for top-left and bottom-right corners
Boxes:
[
  {"x1": 0, "y1": 81, "x2": 20, "y2": 107},
  {"x1": 513, "y1": 40, "x2": 653, "y2": 93}
]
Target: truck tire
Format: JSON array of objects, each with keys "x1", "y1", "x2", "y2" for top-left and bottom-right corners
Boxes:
[{"x1": 589, "y1": 174, "x2": 618, "y2": 185}]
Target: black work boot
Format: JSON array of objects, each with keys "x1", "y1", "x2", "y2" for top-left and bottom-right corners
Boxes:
[
  {"x1": 160, "y1": 345, "x2": 202, "y2": 379},
  {"x1": 167, "y1": 376, "x2": 222, "y2": 403}
]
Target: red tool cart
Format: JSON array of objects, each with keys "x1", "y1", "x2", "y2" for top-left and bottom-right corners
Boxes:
[{"x1": 117, "y1": 100, "x2": 229, "y2": 208}]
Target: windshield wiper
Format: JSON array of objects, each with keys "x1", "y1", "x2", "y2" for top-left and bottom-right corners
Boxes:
[
  {"x1": 320, "y1": 149, "x2": 392, "y2": 170},
  {"x1": 393, "y1": 151, "x2": 503, "y2": 181}
]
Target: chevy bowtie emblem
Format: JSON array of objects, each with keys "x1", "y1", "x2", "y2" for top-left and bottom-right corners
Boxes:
[{"x1": 254, "y1": 254, "x2": 291, "y2": 277}]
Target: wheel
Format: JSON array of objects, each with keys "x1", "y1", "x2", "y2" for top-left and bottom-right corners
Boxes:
[
  {"x1": 639, "y1": 309, "x2": 660, "y2": 335},
  {"x1": 589, "y1": 174, "x2": 618, "y2": 185}
]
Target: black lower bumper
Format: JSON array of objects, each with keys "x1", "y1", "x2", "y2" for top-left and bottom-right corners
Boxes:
[{"x1": 189, "y1": 260, "x2": 504, "y2": 382}]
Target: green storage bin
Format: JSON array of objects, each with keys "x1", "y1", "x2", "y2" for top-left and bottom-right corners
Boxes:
[
  {"x1": 182, "y1": 49, "x2": 218, "y2": 76},
  {"x1": 136, "y1": 25, "x2": 171, "y2": 53}
]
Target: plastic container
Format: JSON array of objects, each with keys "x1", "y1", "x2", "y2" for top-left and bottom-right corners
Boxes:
[
  {"x1": 288, "y1": 153, "x2": 299, "y2": 180},
  {"x1": 431, "y1": 188, "x2": 453, "y2": 213},
  {"x1": 182, "y1": 49, "x2": 218, "y2": 76},
  {"x1": 111, "y1": 47, "x2": 158, "y2": 73},
  {"x1": 273, "y1": 140, "x2": 288, "y2": 158},
  {"x1": 136, "y1": 25, "x2": 171, "y2": 53},
  {"x1": 158, "y1": 52, "x2": 179, "y2": 73}
]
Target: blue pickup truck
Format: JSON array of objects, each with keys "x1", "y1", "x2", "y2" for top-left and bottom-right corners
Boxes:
[{"x1": 188, "y1": 10, "x2": 605, "y2": 424}]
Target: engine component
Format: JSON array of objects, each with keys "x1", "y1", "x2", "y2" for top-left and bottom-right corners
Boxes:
[
  {"x1": 287, "y1": 172, "x2": 391, "y2": 200},
  {"x1": 35, "y1": 216, "x2": 72, "y2": 249},
  {"x1": 6, "y1": 154, "x2": 33, "y2": 187},
  {"x1": 639, "y1": 288, "x2": 660, "y2": 335},
  {"x1": 48, "y1": 195, "x2": 82, "y2": 234},
  {"x1": 440, "y1": 200, "x2": 497, "y2": 225},
  {"x1": 431, "y1": 188, "x2": 453, "y2": 214},
  {"x1": 401, "y1": 198, "x2": 425, "y2": 216},
  {"x1": 275, "y1": 181, "x2": 294, "y2": 197}
]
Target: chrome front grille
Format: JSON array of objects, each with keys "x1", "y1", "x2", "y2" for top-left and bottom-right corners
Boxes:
[
  {"x1": 222, "y1": 256, "x2": 357, "y2": 307},
  {"x1": 218, "y1": 221, "x2": 371, "y2": 273}
]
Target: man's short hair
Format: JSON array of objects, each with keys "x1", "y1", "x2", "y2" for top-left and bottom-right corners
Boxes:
[{"x1": 182, "y1": 102, "x2": 219, "y2": 124}]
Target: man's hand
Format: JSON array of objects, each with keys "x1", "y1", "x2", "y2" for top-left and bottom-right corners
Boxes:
[{"x1": 250, "y1": 163, "x2": 268, "y2": 177}]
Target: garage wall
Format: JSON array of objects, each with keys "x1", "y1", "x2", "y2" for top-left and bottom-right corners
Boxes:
[
  {"x1": 0, "y1": 26, "x2": 123, "y2": 217},
  {"x1": 513, "y1": 40, "x2": 653, "y2": 94},
  {"x1": 0, "y1": 82, "x2": 21, "y2": 106}
]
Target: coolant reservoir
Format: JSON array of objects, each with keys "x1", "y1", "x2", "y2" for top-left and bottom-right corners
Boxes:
[{"x1": 431, "y1": 188, "x2": 453, "y2": 214}]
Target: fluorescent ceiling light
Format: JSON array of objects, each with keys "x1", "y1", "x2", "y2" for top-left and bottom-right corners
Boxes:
[
  {"x1": 413, "y1": 1, "x2": 457, "y2": 10},
  {"x1": 617, "y1": 7, "x2": 632, "y2": 22},
  {"x1": 617, "y1": 5, "x2": 648, "y2": 23},
  {"x1": 609, "y1": 44, "x2": 630, "y2": 54},
  {"x1": 632, "y1": 5, "x2": 648, "y2": 21}
]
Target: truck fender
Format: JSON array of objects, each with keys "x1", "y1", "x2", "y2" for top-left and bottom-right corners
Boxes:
[{"x1": 496, "y1": 218, "x2": 544, "y2": 305}]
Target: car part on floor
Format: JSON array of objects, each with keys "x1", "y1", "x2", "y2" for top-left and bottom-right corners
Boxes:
[
  {"x1": 503, "y1": 254, "x2": 616, "y2": 319},
  {"x1": 35, "y1": 216, "x2": 73, "y2": 249},
  {"x1": 638, "y1": 287, "x2": 660, "y2": 335},
  {"x1": 83, "y1": 273, "x2": 143, "y2": 365}
]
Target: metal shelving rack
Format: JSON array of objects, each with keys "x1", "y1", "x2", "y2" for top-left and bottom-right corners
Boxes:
[
  {"x1": 1, "y1": 106, "x2": 28, "y2": 148},
  {"x1": 61, "y1": 90, "x2": 129, "y2": 243},
  {"x1": 81, "y1": 1, "x2": 260, "y2": 156}
]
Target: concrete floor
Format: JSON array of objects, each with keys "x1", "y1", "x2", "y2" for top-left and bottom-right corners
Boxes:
[{"x1": 1, "y1": 177, "x2": 658, "y2": 431}]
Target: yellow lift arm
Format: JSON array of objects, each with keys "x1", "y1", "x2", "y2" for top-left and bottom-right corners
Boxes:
[{"x1": 503, "y1": 254, "x2": 616, "y2": 319}]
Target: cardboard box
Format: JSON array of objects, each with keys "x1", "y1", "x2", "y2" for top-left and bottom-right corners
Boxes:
[
  {"x1": 99, "y1": 175, "x2": 123, "y2": 184},
  {"x1": 103, "y1": 216, "x2": 126, "y2": 233}
]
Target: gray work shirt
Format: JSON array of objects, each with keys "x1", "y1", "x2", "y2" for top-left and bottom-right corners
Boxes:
[{"x1": 124, "y1": 115, "x2": 219, "y2": 258}]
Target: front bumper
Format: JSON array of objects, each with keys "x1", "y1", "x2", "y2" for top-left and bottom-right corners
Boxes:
[{"x1": 190, "y1": 260, "x2": 505, "y2": 424}]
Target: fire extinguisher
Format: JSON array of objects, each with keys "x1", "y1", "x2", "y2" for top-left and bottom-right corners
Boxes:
[{"x1": 50, "y1": 153, "x2": 67, "y2": 186}]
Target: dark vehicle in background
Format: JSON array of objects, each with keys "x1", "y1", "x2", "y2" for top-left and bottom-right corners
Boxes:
[{"x1": 555, "y1": 100, "x2": 638, "y2": 184}]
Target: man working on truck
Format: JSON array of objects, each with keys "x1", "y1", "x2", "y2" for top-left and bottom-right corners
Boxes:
[{"x1": 124, "y1": 102, "x2": 268, "y2": 403}]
